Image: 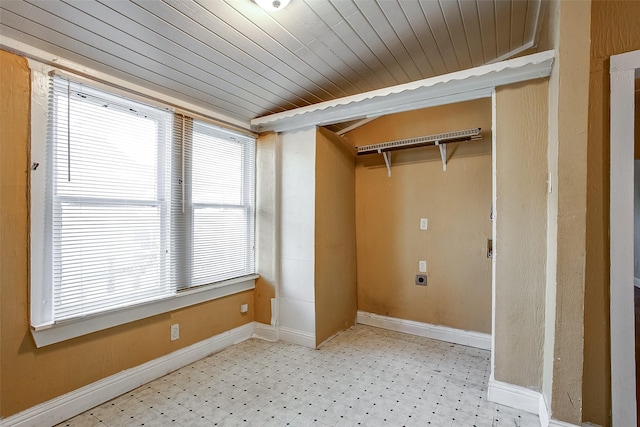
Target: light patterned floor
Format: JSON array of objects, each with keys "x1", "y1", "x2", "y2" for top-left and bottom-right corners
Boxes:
[{"x1": 58, "y1": 325, "x2": 540, "y2": 427}]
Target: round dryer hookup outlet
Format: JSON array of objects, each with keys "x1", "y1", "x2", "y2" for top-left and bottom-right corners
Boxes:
[{"x1": 415, "y1": 274, "x2": 428, "y2": 286}]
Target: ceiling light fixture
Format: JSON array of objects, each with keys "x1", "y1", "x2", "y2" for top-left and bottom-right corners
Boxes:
[{"x1": 255, "y1": 0, "x2": 290, "y2": 12}]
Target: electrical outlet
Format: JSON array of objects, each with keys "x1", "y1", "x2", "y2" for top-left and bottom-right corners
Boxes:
[
  {"x1": 420, "y1": 218, "x2": 428, "y2": 230},
  {"x1": 240, "y1": 303, "x2": 249, "y2": 313},
  {"x1": 170, "y1": 324, "x2": 180, "y2": 341},
  {"x1": 415, "y1": 274, "x2": 427, "y2": 286},
  {"x1": 419, "y1": 260, "x2": 427, "y2": 273}
]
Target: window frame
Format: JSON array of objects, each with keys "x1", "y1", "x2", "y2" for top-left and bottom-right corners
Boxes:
[
  {"x1": 182, "y1": 119, "x2": 256, "y2": 288},
  {"x1": 29, "y1": 65, "x2": 257, "y2": 348}
]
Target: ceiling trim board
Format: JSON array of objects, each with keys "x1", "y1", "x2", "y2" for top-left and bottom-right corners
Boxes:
[
  {"x1": 251, "y1": 49, "x2": 555, "y2": 133},
  {"x1": 336, "y1": 118, "x2": 378, "y2": 136},
  {"x1": 487, "y1": 40, "x2": 535, "y2": 65}
]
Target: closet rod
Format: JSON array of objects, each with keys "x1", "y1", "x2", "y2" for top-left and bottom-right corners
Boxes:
[{"x1": 355, "y1": 127, "x2": 482, "y2": 155}]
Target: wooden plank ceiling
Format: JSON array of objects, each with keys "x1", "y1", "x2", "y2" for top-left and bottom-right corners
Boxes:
[{"x1": 0, "y1": 0, "x2": 543, "y2": 131}]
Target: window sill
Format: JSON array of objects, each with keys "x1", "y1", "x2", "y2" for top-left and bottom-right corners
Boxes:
[{"x1": 31, "y1": 275, "x2": 258, "y2": 348}]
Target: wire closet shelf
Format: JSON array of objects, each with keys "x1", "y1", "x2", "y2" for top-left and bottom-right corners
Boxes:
[{"x1": 354, "y1": 127, "x2": 483, "y2": 175}]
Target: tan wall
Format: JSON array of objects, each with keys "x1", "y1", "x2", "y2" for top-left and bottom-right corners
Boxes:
[
  {"x1": 345, "y1": 99, "x2": 492, "y2": 333},
  {"x1": 0, "y1": 49, "x2": 254, "y2": 418},
  {"x1": 255, "y1": 132, "x2": 277, "y2": 325},
  {"x1": 534, "y1": 0, "x2": 592, "y2": 422},
  {"x1": 494, "y1": 79, "x2": 549, "y2": 390},
  {"x1": 314, "y1": 127, "x2": 357, "y2": 345},
  {"x1": 0, "y1": 48, "x2": 31, "y2": 419},
  {"x1": 584, "y1": 2, "x2": 640, "y2": 425}
]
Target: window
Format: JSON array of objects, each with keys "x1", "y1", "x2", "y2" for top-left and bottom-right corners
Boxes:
[
  {"x1": 171, "y1": 118, "x2": 256, "y2": 289},
  {"x1": 31, "y1": 74, "x2": 256, "y2": 336}
]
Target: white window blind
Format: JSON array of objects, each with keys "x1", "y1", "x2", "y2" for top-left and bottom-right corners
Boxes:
[
  {"x1": 48, "y1": 76, "x2": 172, "y2": 321},
  {"x1": 171, "y1": 116, "x2": 256, "y2": 290},
  {"x1": 39, "y1": 75, "x2": 256, "y2": 327}
]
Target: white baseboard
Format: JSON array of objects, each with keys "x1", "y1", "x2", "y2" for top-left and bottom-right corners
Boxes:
[
  {"x1": 487, "y1": 379, "x2": 582, "y2": 427},
  {"x1": 278, "y1": 326, "x2": 316, "y2": 348},
  {"x1": 252, "y1": 322, "x2": 278, "y2": 342},
  {"x1": 549, "y1": 420, "x2": 580, "y2": 427},
  {"x1": 0, "y1": 322, "x2": 254, "y2": 427},
  {"x1": 356, "y1": 311, "x2": 491, "y2": 350},
  {"x1": 488, "y1": 378, "x2": 543, "y2": 418},
  {"x1": 539, "y1": 393, "x2": 550, "y2": 426}
]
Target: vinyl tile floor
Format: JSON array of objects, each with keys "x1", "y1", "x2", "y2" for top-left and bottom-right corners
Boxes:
[{"x1": 57, "y1": 325, "x2": 540, "y2": 427}]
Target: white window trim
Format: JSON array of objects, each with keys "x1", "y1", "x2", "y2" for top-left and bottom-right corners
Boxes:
[
  {"x1": 31, "y1": 275, "x2": 257, "y2": 348},
  {"x1": 609, "y1": 48, "x2": 640, "y2": 427},
  {"x1": 29, "y1": 60, "x2": 257, "y2": 348}
]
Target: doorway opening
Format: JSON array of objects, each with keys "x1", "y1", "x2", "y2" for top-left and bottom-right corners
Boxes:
[{"x1": 609, "y1": 48, "x2": 640, "y2": 426}]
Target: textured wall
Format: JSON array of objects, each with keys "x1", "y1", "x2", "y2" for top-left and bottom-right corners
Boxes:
[
  {"x1": 345, "y1": 99, "x2": 492, "y2": 333},
  {"x1": 0, "y1": 49, "x2": 254, "y2": 418},
  {"x1": 550, "y1": 0, "x2": 592, "y2": 420},
  {"x1": 255, "y1": 132, "x2": 277, "y2": 325},
  {"x1": 314, "y1": 127, "x2": 357, "y2": 346},
  {"x1": 494, "y1": 79, "x2": 549, "y2": 390}
]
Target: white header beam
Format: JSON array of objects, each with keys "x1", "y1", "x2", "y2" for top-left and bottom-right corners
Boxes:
[{"x1": 252, "y1": 50, "x2": 555, "y2": 133}]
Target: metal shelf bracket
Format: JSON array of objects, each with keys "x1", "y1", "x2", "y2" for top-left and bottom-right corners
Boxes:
[
  {"x1": 378, "y1": 149, "x2": 392, "y2": 177},
  {"x1": 435, "y1": 141, "x2": 447, "y2": 171}
]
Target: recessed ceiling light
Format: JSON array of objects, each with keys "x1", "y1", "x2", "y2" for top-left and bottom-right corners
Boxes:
[{"x1": 255, "y1": 0, "x2": 290, "y2": 12}]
